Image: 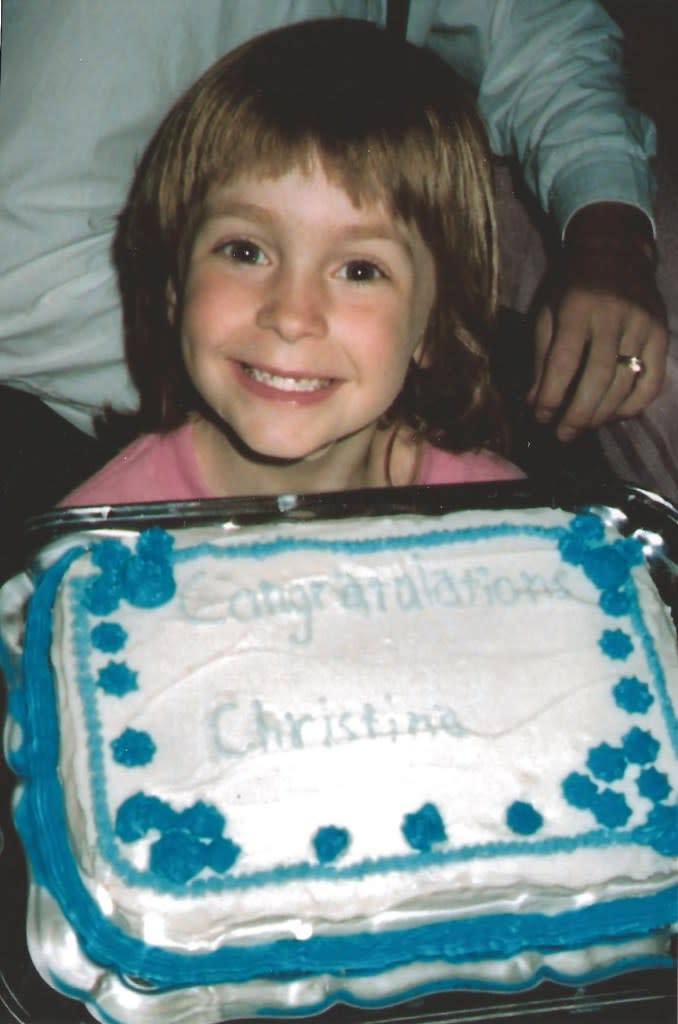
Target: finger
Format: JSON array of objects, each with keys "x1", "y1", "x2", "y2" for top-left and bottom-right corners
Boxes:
[
  {"x1": 528, "y1": 305, "x2": 553, "y2": 404},
  {"x1": 549, "y1": 303, "x2": 622, "y2": 439},
  {"x1": 529, "y1": 301, "x2": 593, "y2": 422},
  {"x1": 558, "y1": 310, "x2": 667, "y2": 437},
  {"x1": 614, "y1": 319, "x2": 669, "y2": 418},
  {"x1": 577, "y1": 310, "x2": 650, "y2": 427}
]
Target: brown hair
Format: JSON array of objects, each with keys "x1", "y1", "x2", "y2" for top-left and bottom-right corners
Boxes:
[{"x1": 109, "y1": 17, "x2": 507, "y2": 453}]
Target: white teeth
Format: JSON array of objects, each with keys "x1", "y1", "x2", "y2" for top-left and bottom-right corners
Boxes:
[{"x1": 244, "y1": 365, "x2": 331, "y2": 392}]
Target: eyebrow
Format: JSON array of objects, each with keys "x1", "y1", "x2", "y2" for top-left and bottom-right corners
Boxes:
[
  {"x1": 203, "y1": 199, "x2": 276, "y2": 227},
  {"x1": 201, "y1": 198, "x2": 415, "y2": 254}
]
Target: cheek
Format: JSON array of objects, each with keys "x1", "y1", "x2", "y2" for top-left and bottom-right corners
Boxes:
[{"x1": 181, "y1": 275, "x2": 242, "y2": 353}]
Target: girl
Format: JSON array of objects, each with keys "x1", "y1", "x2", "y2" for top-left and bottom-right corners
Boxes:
[{"x1": 62, "y1": 18, "x2": 521, "y2": 507}]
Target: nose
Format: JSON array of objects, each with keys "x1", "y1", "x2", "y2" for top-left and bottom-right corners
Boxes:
[{"x1": 256, "y1": 265, "x2": 327, "y2": 343}]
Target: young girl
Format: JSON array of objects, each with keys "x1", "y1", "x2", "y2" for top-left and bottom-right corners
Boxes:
[{"x1": 61, "y1": 18, "x2": 522, "y2": 507}]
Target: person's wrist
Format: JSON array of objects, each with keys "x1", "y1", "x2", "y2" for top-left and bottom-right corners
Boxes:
[{"x1": 563, "y1": 202, "x2": 657, "y2": 268}]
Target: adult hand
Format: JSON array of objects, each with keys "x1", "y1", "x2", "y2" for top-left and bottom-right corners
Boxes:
[{"x1": 529, "y1": 202, "x2": 668, "y2": 441}]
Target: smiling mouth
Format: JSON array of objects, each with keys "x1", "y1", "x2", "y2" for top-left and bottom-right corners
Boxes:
[{"x1": 241, "y1": 363, "x2": 333, "y2": 393}]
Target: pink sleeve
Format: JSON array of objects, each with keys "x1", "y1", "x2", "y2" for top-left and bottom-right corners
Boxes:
[{"x1": 418, "y1": 445, "x2": 525, "y2": 486}]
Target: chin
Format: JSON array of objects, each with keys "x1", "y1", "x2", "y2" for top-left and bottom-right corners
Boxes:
[{"x1": 238, "y1": 438, "x2": 319, "y2": 467}]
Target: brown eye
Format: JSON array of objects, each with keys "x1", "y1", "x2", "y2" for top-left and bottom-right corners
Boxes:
[
  {"x1": 221, "y1": 239, "x2": 265, "y2": 265},
  {"x1": 340, "y1": 260, "x2": 384, "y2": 283}
]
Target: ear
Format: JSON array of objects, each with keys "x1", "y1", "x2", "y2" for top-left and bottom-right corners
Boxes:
[{"x1": 412, "y1": 332, "x2": 430, "y2": 369}]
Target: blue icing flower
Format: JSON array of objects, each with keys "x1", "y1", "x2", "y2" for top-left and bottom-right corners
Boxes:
[
  {"x1": 637, "y1": 767, "x2": 671, "y2": 803},
  {"x1": 570, "y1": 513, "x2": 605, "y2": 544},
  {"x1": 622, "y1": 727, "x2": 660, "y2": 765},
  {"x1": 581, "y1": 546, "x2": 630, "y2": 591},
  {"x1": 137, "y1": 527, "x2": 174, "y2": 558},
  {"x1": 633, "y1": 803, "x2": 678, "y2": 856},
  {"x1": 149, "y1": 830, "x2": 207, "y2": 884},
  {"x1": 91, "y1": 621, "x2": 127, "y2": 653},
  {"x1": 122, "y1": 556, "x2": 175, "y2": 608},
  {"x1": 591, "y1": 789, "x2": 632, "y2": 828},
  {"x1": 204, "y1": 836, "x2": 241, "y2": 873},
  {"x1": 91, "y1": 539, "x2": 131, "y2": 575},
  {"x1": 107, "y1": 528, "x2": 177, "y2": 609},
  {"x1": 613, "y1": 676, "x2": 654, "y2": 714},
  {"x1": 599, "y1": 629, "x2": 633, "y2": 660},
  {"x1": 176, "y1": 801, "x2": 225, "y2": 840},
  {"x1": 313, "y1": 825, "x2": 351, "y2": 864},
  {"x1": 558, "y1": 535, "x2": 588, "y2": 567},
  {"x1": 562, "y1": 772, "x2": 599, "y2": 810},
  {"x1": 600, "y1": 589, "x2": 631, "y2": 617},
  {"x1": 506, "y1": 801, "x2": 543, "y2": 836},
  {"x1": 82, "y1": 575, "x2": 123, "y2": 616},
  {"x1": 115, "y1": 792, "x2": 177, "y2": 842},
  {"x1": 96, "y1": 661, "x2": 138, "y2": 697},
  {"x1": 111, "y1": 728, "x2": 156, "y2": 767},
  {"x1": 402, "y1": 802, "x2": 447, "y2": 852},
  {"x1": 586, "y1": 743, "x2": 627, "y2": 783},
  {"x1": 616, "y1": 537, "x2": 644, "y2": 568}
]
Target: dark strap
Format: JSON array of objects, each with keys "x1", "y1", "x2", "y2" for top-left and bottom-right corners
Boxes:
[{"x1": 386, "y1": 0, "x2": 410, "y2": 40}]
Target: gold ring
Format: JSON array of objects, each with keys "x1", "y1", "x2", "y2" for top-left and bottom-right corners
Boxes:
[{"x1": 616, "y1": 354, "x2": 645, "y2": 376}]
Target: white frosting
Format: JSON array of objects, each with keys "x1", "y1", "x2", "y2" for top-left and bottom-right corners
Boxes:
[{"x1": 50, "y1": 508, "x2": 678, "y2": 939}]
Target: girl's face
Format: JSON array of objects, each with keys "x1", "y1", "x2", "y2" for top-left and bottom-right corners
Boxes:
[{"x1": 177, "y1": 161, "x2": 435, "y2": 491}]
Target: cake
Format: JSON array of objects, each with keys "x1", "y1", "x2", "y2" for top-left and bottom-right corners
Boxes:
[{"x1": 1, "y1": 500, "x2": 677, "y2": 1024}]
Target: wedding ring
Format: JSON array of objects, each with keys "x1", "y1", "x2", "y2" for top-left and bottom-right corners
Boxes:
[{"x1": 616, "y1": 354, "x2": 645, "y2": 376}]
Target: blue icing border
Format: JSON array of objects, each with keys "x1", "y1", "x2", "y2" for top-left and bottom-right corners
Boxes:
[{"x1": 11, "y1": 515, "x2": 678, "y2": 988}]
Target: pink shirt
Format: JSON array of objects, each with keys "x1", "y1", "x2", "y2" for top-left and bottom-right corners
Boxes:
[{"x1": 60, "y1": 422, "x2": 523, "y2": 507}]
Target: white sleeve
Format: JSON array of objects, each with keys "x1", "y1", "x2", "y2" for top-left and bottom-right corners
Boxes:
[
  {"x1": 0, "y1": 0, "x2": 356, "y2": 431},
  {"x1": 409, "y1": 0, "x2": 656, "y2": 233}
]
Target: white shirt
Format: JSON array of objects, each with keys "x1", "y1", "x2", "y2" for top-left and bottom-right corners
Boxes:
[{"x1": 0, "y1": 0, "x2": 655, "y2": 434}]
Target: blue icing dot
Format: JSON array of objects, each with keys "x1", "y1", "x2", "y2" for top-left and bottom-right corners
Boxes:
[
  {"x1": 115, "y1": 792, "x2": 177, "y2": 842},
  {"x1": 633, "y1": 803, "x2": 678, "y2": 856},
  {"x1": 149, "y1": 830, "x2": 207, "y2": 884},
  {"x1": 91, "y1": 621, "x2": 127, "y2": 653},
  {"x1": 622, "y1": 727, "x2": 660, "y2": 765},
  {"x1": 111, "y1": 728, "x2": 156, "y2": 767},
  {"x1": 313, "y1": 826, "x2": 351, "y2": 864},
  {"x1": 506, "y1": 801, "x2": 543, "y2": 836},
  {"x1": 613, "y1": 676, "x2": 654, "y2": 714},
  {"x1": 599, "y1": 629, "x2": 633, "y2": 660},
  {"x1": 562, "y1": 772, "x2": 599, "y2": 810},
  {"x1": 176, "y1": 801, "x2": 225, "y2": 840},
  {"x1": 600, "y1": 589, "x2": 631, "y2": 617},
  {"x1": 586, "y1": 743, "x2": 627, "y2": 783},
  {"x1": 637, "y1": 767, "x2": 671, "y2": 803},
  {"x1": 82, "y1": 576, "x2": 122, "y2": 616},
  {"x1": 204, "y1": 836, "x2": 241, "y2": 873},
  {"x1": 591, "y1": 788, "x2": 632, "y2": 828},
  {"x1": 96, "y1": 661, "x2": 138, "y2": 697},
  {"x1": 402, "y1": 802, "x2": 447, "y2": 852},
  {"x1": 581, "y1": 547, "x2": 630, "y2": 591}
]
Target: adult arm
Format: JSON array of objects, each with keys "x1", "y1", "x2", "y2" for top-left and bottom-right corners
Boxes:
[
  {"x1": 414, "y1": 0, "x2": 667, "y2": 437},
  {"x1": 532, "y1": 201, "x2": 667, "y2": 440}
]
